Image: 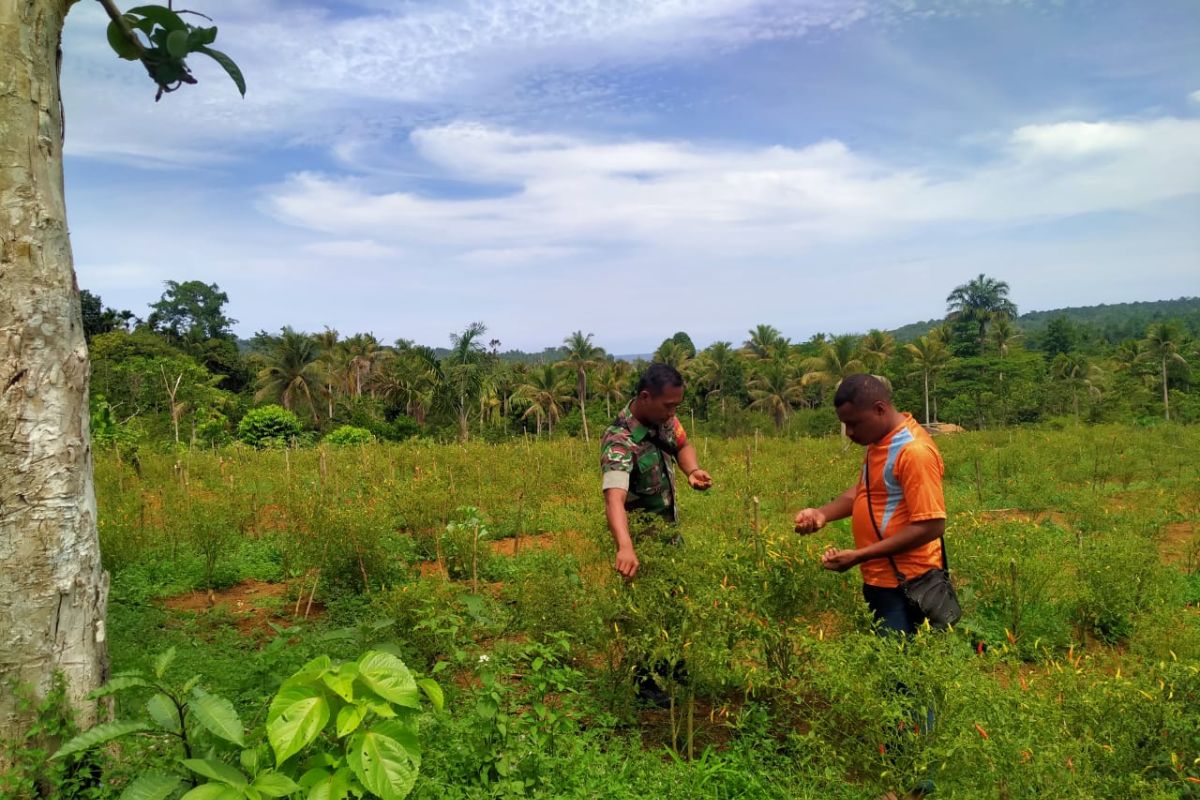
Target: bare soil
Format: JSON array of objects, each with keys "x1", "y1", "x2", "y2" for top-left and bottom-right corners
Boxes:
[{"x1": 162, "y1": 579, "x2": 321, "y2": 637}]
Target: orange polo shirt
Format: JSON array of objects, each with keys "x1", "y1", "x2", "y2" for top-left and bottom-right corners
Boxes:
[{"x1": 852, "y1": 413, "x2": 947, "y2": 588}]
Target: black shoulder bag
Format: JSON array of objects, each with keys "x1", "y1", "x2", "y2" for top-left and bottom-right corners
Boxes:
[{"x1": 863, "y1": 459, "x2": 962, "y2": 629}]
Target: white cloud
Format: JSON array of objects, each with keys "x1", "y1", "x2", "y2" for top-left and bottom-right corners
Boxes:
[
  {"x1": 263, "y1": 114, "x2": 1200, "y2": 265},
  {"x1": 1190, "y1": 89, "x2": 1200, "y2": 105},
  {"x1": 302, "y1": 239, "x2": 398, "y2": 260}
]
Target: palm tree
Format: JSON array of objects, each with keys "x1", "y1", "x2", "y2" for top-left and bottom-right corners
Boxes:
[
  {"x1": 905, "y1": 334, "x2": 951, "y2": 424},
  {"x1": 692, "y1": 341, "x2": 739, "y2": 418},
  {"x1": 1141, "y1": 322, "x2": 1189, "y2": 421},
  {"x1": 311, "y1": 327, "x2": 341, "y2": 420},
  {"x1": 1051, "y1": 352, "x2": 1102, "y2": 421},
  {"x1": 516, "y1": 364, "x2": 572, "y2": 436},
  {"x1": 946, "y1": 273, "x2": 1018, "y2": 351},
  {"x1": 442, "y1": 322, "x2": 490, "y2": 441},
  {"x1": 653, "y1": 339, "x2": 692, "y2": 369},
  {"x1": 593, "y1": 362, "x2": 628, "y2": 419},
  {"x1": 743, "y1": 324, "x2": 790, "y2": 361},
  {"x1": 560, "y1": 331, "x2": 605, "y2": 442},
  {"x1": 253, "y1": 328, "x2": 325, "y2": 422},
  {"x1": 343, "y1": 333, "x2": 383, "y2": 398},
  {"x1": 860, "y1": 329, "x2": 896, "y2": 373},
  {"x1": 747, "y1": 360, "x2": 803, "y2": 431},
  {"x1": 988, "y1": 317, "x2": 1021, "y2": 358},
  {"x1": 801, "y1": 334, "x2": 866, "y2": 399}
]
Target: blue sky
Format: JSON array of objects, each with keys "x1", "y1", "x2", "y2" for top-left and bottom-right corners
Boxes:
[{"x1": 60, "y1": 0, "x2": 1200, "y2": 353}]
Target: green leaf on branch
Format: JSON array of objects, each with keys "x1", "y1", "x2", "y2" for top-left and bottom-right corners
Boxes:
[
  {"x1": 416, "y1": 678, "x2": 444, "y2": 711},
  {"x1": 190, "y1": 687, "x2": 246, "y2": 747},
  {"x1": 146, "y1": 693, "x2": 180, "y2": 733},
  {"x1": 195, "y1": 46, "x2": 246, "y2": 97},
  {"x1": 347, "y1": 725, "x2": 418, "y2": 800},
  {"x1": 179, "y1": 785, "x2": 241, "y2": 800},
  {"x1": 166, "y1": 29, "x2": 189, "y2": 59},
  {"x1": 153, "y1": 646, "x2": 177, "y2": 679},
  {"x1": 118, "y1": 772, "x2": 183, "y2": 800},
  {"x1": 106, "y1": 19, "x2": 142, "y2": 60},
  {"x1": 267, "y1": 686, "x2": 329, "y2": 766},
  {"x1": 127, "y1": 5, "x2": 187, "y2": 32},
  {"x1": 52, "y1": 720, "x2": 153, "y2": 760},
  {"x1": 87, "y1": 674, "x2": 152, "y2": 699},
  {"x1": 189, "y1": 26, "x2": 218, "y2": 47},
  {"x1": 182, "y1": 758, "x2": 248, "y2": 788},
  {"x1": 336, "y1": 704, "x2": 365, "y2": 738},
  {"x1": 250, "y1": 770, "x2": 302, "y2": 798},
  {"x1": 356, "y1": 652, "x2": 420, "y2": 709}
]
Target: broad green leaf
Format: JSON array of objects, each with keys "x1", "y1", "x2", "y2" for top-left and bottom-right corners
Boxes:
[
  {"x1": 356, "y1": 652, "x2": 420, "y2": 710},
  {"x1": 298, "y1": 767, "x2": 331, "y2": 789},
  {"x1": 87, "y1": 675, "x2": 152, "y2": 700},
  {"x1": 416, "y1": 679, "x2": 443, "y2": 711},
  {"x1": 281, "y1": 656, "x2": 333, "y2": 692},
  {"x1": 347, "y1": 726, "x2": 417, "y2": 800},
  {"x1": 180, "y1": 785, "x2": 240, "y2": 800},
  {"x1": 239, "y1": 748, "x2": 260, "y2": 775},
  {"x1": 127, "y1": 5, "x2": 186, "y2": 31},
  {"x1": 305, "y1": 767, "x2": 352, "y2": 800},
  {"x1": 146, "y1": 693, "x2": 180, "y2": 733},
  {"x1": 336, "y1": 704, "x2": 365, "y2": 739},
  {"x1": 374, "y1": 719, "x2": 421, "y2": 766},
  {"x1": 182, "y1": 675, "x2": 203, "y2": 695},
  {"x1": 322, "y1": 664, "x2": 356, "y2": 703},
  {"x1": 188, "y1": 26, "x2": 218, "y2": 48},
  {"x1": 190, "y1": 687, "x2": 245, "y2": 747},
  {"x1": 251, "y1": 771, "x2": 302, "y2": 798},
  {"x1": 268, "y1": 689, "x2": 329, "y2": 766},
  {"x1": 195, "y1": 46, "x2": 246, "y2": 97},
  {"x1": 53, "y1": 720, "x2": 152, "y2": 759},
  {"x1": 153, "y1": 647, "x2": 177, "y2": 679},
  {"x1": 269, "y1": 684, "x2": 320, "y2": 726},
  {"x1": 118, "y1": 771, "x2": 182, "y2": 800},
  {"x1": 106, "y1": 18, "x2": 142, "y2": 60},
  {"x1": 166, "y1": 29, "x2": 189, "y2": 59},
  {"x1": 182, "y1": 758, "x2": 248, "y2": 788}
]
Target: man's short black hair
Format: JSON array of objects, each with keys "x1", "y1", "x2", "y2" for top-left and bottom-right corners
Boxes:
[
  {"x1": 833, "y1": 373, "x2": 892, "y2": 408},
  {"x1": 637, "y1": 363, "x2": 685, "y2": 396}
]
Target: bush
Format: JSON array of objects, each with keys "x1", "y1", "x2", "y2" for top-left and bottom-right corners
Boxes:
[
  {"x1": 237, "y1": 404, "x2": 303, "y2": 448},
  {"x1": 324, "y1": 425, "x2": 375, "y2": 446}
]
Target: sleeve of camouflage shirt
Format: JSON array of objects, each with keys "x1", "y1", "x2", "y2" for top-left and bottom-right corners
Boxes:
[{"x1": 600, "y1": 427, "x2": 634, "y2": 492}]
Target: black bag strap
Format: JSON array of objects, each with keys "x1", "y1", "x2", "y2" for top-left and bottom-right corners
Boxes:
[{"x1": 863, "y1": 457, "x2": 948, "y2": 583}]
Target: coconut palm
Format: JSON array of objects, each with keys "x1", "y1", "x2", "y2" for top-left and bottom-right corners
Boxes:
[
  {"x1": 442, "y1": 322, "x2": 491, "y2": 441},
  {"x1": 1051, "y1": 352, "x2": 1103, "y2": 421},
  {"x1": 343, "y1": 333, "x2": 383, "y2": 398},
  {"x1": 801, "y1": 334, "x2": 866, "y2": 399},
  {"x1": 860, "y1": 329, "x2": 896, "y2": 372},
  {"x1": 743, "y1": 324, "x2": 790, "y2": 361},
  {"x1": 1141, "y1": 322, "x2": 1189, "y2": 421},
  {"x1": 593, "y1": 362, "x2": 628, "y2": 419},
  {"x1": 653, "y1": 339, "x2": 692, "y2": 370},
  {"x1": 253, "y1": 327, "x2": 325, "y2": 422},
  {"x1": 748, "y1": 360, "x2": 803, "y2": 431},
  {"x1": 946, "y1": 273, "x2": 1018, "y2": 351},
  {"x1": 988, "y1": 317, "x2": 1021, "y2": 358},
  {"x1": 905, "y1": 334, "x2": 951, "y2": 424},
  {"x1": 692, "y1": 341, "x2": 740, "y2": 418},
  {"x1": 515, "y1": 364, "x2": 572, "y2": 436},
  {"x1": 560, "y1": 331, "x2": 605, "y2": 442}
]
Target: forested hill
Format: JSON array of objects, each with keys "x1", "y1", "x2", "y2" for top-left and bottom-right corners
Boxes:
[{"x1": 889, "y1": 296, "x2": 1200, "y2": 344}]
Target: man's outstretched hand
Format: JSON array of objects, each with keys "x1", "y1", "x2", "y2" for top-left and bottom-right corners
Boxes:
[
  {"x1": 794, "y1": 507, "x2": 826, "y2": 534},
  {"x1": 688, "y1": 469, "x2": 713, "y2": 490}
]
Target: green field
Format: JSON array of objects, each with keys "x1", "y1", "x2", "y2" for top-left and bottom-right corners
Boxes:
[{"x1": 41, "y1": 425, "x2": 1200, "y2": 798}]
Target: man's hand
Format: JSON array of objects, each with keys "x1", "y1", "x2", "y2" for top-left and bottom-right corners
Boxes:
[
  {"x1": 821, "y1": 546, "x2": 860, "y2": 572},
  {"x1": 687, "y1": 469, "x2": 712, "y2": 490},
  {"x1": 615, "y1": 545, "x2": 640, "y2": 579},
  {"x1": 794, "y1": 507, "x2": 827, "y2": 534}
]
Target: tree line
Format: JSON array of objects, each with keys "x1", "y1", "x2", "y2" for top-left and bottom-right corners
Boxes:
[{"x1": 83, "y1": 275, "x2": 1199, "y2": 449}]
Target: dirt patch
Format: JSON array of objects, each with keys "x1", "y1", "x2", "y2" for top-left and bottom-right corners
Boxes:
[
  {"x1": 1159, "y1": 522, "x2": 1198, "y2": 569},
  {"x1": 636, "y1": 698, "x2": 739, "y2": 754},
  {"x1": 972, "y1": 509, "x2": 1073, "y2": 530},
  {"x1": 922, "y1": 422, "x2": 966, "y2": 435},
  {"x1": 488, "y1": 535, "x2": 557, "y2": 556},
  {"x1": 162, "y1": 579, "x2": 320, "y2": 637}
]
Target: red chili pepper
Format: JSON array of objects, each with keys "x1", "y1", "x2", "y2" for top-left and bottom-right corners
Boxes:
[{"x1": 974, "y1": 723, "x2": 990, "y2": 740}]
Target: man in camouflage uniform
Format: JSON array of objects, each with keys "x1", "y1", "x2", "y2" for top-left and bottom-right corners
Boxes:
[{"x1": 600, "y1": 363, "x2": 712, "y2": 578}]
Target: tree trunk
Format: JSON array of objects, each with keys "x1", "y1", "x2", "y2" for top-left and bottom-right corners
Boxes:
[
  {"x1": 1, "y1": 0, "x2": 109, "y2": 749},
  {"x1": 923, "y1": 370, "x2": 930, "y2": 425},
  {"x1": 578, "y1": 370, "x2": 589, "y2": 443},
  {"x1": 1162, "y1": 359, "x2": 1170, "y2": 421}
]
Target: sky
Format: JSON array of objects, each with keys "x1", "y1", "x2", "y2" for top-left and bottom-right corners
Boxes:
[{"x1": 60, "y1": 0, "x2": 1200, "y2": 354}]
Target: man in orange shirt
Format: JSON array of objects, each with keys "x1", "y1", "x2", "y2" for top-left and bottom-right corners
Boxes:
[{"x1": 793, "y1": 374, "x2": 947, "y2": 635}]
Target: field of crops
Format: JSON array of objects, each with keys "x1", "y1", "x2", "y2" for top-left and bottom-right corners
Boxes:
[{"x1": 80, "y1": 424, "x2": 1200, "y2": 798}]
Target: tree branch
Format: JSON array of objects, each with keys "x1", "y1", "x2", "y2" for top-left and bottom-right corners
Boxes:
[{"x1": 95, "y1": 0, "x2": 147, "y2": 57}]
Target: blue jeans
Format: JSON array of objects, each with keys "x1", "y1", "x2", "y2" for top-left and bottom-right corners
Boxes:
[{"x1": 862, "y1": 583, "x2": 927, "y2": 636}]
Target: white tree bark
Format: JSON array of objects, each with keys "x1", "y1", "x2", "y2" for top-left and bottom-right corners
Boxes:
[{"x1": 1, "y1": 0, "x2": 109, "y2": 747}]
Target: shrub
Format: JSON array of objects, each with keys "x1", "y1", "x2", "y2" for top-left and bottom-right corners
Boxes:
[
  {"x1": 237, "y1": 404, "x2": 302, "y2": 448},
  {"x1": 324, "y1": 425, "x2": 376, "y2": 446}
]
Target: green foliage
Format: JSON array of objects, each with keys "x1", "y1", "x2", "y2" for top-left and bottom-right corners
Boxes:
[
  {"x1": 105, "y1": 8, "x2": 244, "y2": 99},
  {"x1": 237, "y1": 405, "x2": 303, "y2": 448},
  {"x1": 325, "y1": 425, "x2": 376, "y2": 446},
  {"x1": 54, "y1": 648, "x2": 440, "y2": 800}
]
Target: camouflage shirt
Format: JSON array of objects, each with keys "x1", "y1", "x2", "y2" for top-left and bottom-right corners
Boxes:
[{"x1": 600, "y1": 402, "x2": 689, "y2": 522}]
